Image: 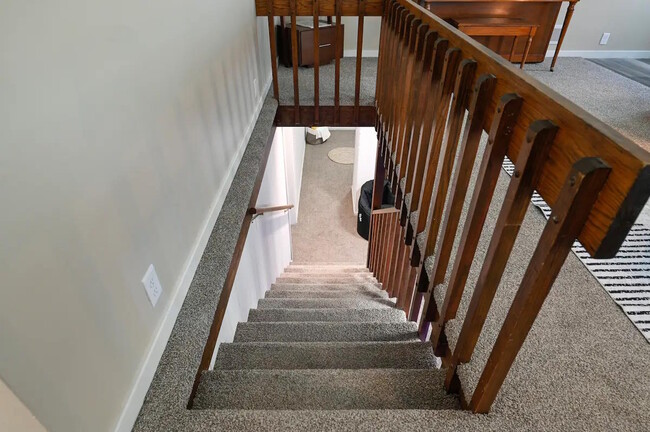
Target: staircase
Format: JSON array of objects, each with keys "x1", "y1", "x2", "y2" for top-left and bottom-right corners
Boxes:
[{"x1": 193, "y1": 262, "x2": 460, "y2": 411}]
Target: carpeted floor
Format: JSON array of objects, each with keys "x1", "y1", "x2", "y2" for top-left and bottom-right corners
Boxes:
[
  {"x1": 278, "y1": 58, "x2": 378, "y2": 106},
  {"x1": 291, "y1": 130, "x2": 368, "y2": 263},
  {"x1": 526, "y1": 58, "x2": 650, "y2": 152}
]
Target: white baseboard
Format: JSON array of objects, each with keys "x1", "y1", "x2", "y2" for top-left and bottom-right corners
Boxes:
[
  {"x1": 113, "y1": 74, "x2": 273, "y2": 432},
  {"x1": 343, "y1": 49, "x2": 379, "y2": 58},
  {"x1": 546, "y1": 49, "x2": 650, "y2": 59}
]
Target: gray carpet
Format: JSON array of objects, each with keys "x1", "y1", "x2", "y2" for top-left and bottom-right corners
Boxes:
[
  {"x1": 526, "y1": 58, "x2": 650, "y2": 152},
  {"x1": 291, "y1": 131, "x2": 368, "y2": 263},
  {"x1": 193, "y1": 264, "x2": 457, "y2": 412},
  {"x1": 277, "y1": 58, "x2": 377, "y2": 106}
]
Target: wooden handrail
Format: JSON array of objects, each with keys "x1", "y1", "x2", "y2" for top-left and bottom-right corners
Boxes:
[
  {"x1": 248, "y1": 204, "x2": 294, "y2": 215},
  {"x1": 368, "y1": 0, "x2": 649, "y2": 415},
  {"x1": 188, "y1": 126, "x2": 277, "y2": 408}
]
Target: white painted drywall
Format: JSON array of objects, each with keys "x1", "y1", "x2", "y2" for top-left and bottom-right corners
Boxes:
[
  {"x1": 282, "y1": 127, "x2": 307, "y2": 225},
  {"x1": 555, "y1": 0, "x2": 650, "y2": 52},
  {"x1": 352, "y1": 127, "x2": 378, "y2": 215},
  {"x1": 0, "y1": 378, "x2": 47, "y2": 432},
  {"x1": 0, "y1": 1, "x2": 272, "y2": 431},
  {"x1": 210, "y1": 129, "x2": 292, "y2": 362}
]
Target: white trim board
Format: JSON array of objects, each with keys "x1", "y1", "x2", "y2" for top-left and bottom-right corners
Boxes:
[
  {"x1": 344, "y1": 49, "x2": 379, "y2": 57},
  {"x1": 546, "y1": 50, "x2": 650, "y2": 59},
  {"x1": 113, "y1": 75, "x2": 272, "y2": 432}
]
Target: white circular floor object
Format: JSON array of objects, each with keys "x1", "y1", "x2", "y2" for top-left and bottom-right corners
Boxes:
[{"x1": 328, "y1": 147, "x2": 355, "y2": 165}]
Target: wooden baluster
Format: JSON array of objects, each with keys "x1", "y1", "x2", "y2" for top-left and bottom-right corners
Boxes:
[
  {"x1": 375, "y1": 2, "x2": 391, "y2": 109},
  {"x1": 313, "y1": 0, "x2": 320, "y2": 123},
  {"x1": 440, "y1": 94, "x2": 523, "y2": 324},
  {"x1": 354, "y1": 0, "x2": 366, "y2": 123},
  {"x1": 404, "y1": 39, "x2": 449, "y2": 248},
  {"x1": 404, "y1": 37, "x2": 448, "y2": 247},
  {"x1": 453, "y1": 120, "x2": 559, "y2": 364},
  {"x1": 266, "y1": 0, "x2": 279, "y2": 100},
  {"x1": 334, "y1": 0, "x2": 342, "y2": 123},
  {"x1": 470, "y1": 157, "x2": 611, "y2": 413},
  {"x1": 385, "y1": 9, "x2": 410, "y2": 174},
  {"x1": 422, "y1": 59, "x2": 477, "y2": 264},
  {"x1": 392, "y1": 24, "x2": 429, "y2": 310},
  {"x1": 369, "y1": 213, "x2": 377, "y2": 271},
  {"x1": 400, "y1": 28, "x2": 435, "y2": 213},
  {"x1": 289, "y1": 0, "x2": 300, "y2": 124},
  {"x1": 378, "y1": 5, "x2": 400, "y2": 175},
  {"x1": 387, "y1": 18, "x2": 421, "y2": 296},
  {"x1": 382, "y1": 11, "x2": 411, "y2": 293},
  {"x1": 411, "y1": 48, "x2": 462, "y2": 255},
  {"x1": 429, "y1": 73, "x2": 496, "y2": 293}
]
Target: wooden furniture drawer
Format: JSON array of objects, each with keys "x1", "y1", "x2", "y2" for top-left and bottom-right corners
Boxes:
[{"x1": 279, "y1": 23, "x2": 344, "y2": 67}]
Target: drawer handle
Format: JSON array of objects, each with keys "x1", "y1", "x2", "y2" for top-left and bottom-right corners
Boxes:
[{"x1": 319, "y1": 43, "x2": 332, "y2": 48}]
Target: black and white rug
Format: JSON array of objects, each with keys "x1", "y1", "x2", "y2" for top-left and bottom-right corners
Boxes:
[{"x1": 502, "y1": 158, "x2": 650, "y2": 342}]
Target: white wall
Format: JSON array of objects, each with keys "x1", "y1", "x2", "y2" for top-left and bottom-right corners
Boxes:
[
  {"x1": 282, "y1": 127, "x2": 307, "y2": 225},
  {"x1": 352, "y1": 128, "x2": 378, "y2": 215},
  {"x1": 0, "y1": 1, "x2": 271, "y2": 432},
  {"x1": 210, "y1": 130, "x2": 292, "y2": 362},
  {"x1": 555, "y1": 0, "x2": 650, "y2": 53}
]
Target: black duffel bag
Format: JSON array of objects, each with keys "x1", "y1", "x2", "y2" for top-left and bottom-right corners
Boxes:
[{"x1": 357, "y1": 180, "x2": 395, "y2": 240}]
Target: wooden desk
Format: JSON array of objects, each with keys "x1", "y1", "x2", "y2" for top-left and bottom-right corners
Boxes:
[{"x1": 422, "y1": 0, "x2": 578, "y2": 68}]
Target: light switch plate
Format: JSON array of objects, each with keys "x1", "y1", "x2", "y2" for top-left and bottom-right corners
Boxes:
[{"x1": 142, "y1": 264, "x2": 163, "y2": 307}]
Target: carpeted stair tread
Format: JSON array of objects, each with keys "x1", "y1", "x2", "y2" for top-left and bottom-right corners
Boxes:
[
  {"x1": 247, "y1": 308, "x2": 407, "y2": 322},
  {"x1": 233, "y1": 322, "x2": 419, "y2": 342},
  {"x1": 214, "y1": 341, "x2": 437, "y2": 369},
  {"x1": 276, "y1": 275, "x2": 378, "y2": 285},
  {"x1": 271, "y1": 284, "x2": 385, "y2": 292},
  {"x1": 284, "y1": 266, "x2": 370, "y2": 273},
  {"x1": 193, "y1": 369, "x2": 459, "y2": 410},
  {"x1": 257, "y1": 298, "x2": 395, "y2": 309},
  {"x1": 265, "y1": 290, "x2": 388, "y2": 299},
  {"x1": 271, "y1": 282, "x2": 383, "y2": 291}
]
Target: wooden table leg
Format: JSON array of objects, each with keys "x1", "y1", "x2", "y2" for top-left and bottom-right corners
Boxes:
[
  {"x1": 521, "y1": 29, "x2": 534, "y2": 69},
  {"x1": 551, "y1": 1, "x2": 577, "y2": 72}
]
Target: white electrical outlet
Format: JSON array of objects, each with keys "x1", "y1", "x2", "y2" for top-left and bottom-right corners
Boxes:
[
  {"x1": 142, "y1": 264, "x2": 163, "y2": 307},
  {"x1": 600, "y1": 33, "x2": 610, "y2": 45}
]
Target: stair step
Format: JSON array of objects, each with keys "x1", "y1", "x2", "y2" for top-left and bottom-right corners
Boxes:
[
  {"x1": 284, "y1": 266, "x2": 370, "y2": 274},
  {"x1": 265, "y1": 290, "x2": 388, "y2": 299},
  {"x1": 271, "y1": 283, "x2": 385, "y2": 293},
  {"x1": 215, "y1": 341, "x2": 436, "y2": 370},
  {"x1": 234, "y1": 322, "x2": 418, "y2": 342},
  {"x1": 247, "y1": 308, "x2": 406, "y2": 322},
  {"x1": 257, "y1": 298, "x2": 395, "y2": 309},
  {"x1": 271, "y1": 283, "x2": 383, "y2": 291},
  {"x1": 193, "y1": 369, "x2": 459, "y2": 410},
  {"x1": 289, "y1": 262, "x2": 366, "y2": 267},
  {"x1": 277, "y1": 275, "x2": 377, "y2": 285}
]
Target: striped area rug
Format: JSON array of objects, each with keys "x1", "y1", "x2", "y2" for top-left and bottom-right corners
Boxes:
[{"x1": 502, "y1": 158, "x2": 650, "y2": 342}]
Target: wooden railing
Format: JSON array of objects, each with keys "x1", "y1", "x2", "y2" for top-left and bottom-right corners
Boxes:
[
  {"x1": 368, "y1": 0, "x2": 650, "y2": 414},
  {"x1": 257, "y1": 0, "x2": 384, "y2": 126},
  {"x1": 188, "y1": 126, "x2": 278, "y2": 408}
]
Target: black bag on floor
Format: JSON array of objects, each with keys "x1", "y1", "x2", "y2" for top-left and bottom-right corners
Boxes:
[{"x1": 357, "y1": 180, "x2": 395, "y2": 240}]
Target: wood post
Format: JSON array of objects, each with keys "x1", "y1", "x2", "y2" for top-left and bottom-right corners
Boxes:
[
  {"x1": 470, "y1": 157, "x2": 611, "y2": 413},
  {"x1": 453, "y1": 120, "x2": 559, "y2": 364}
]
